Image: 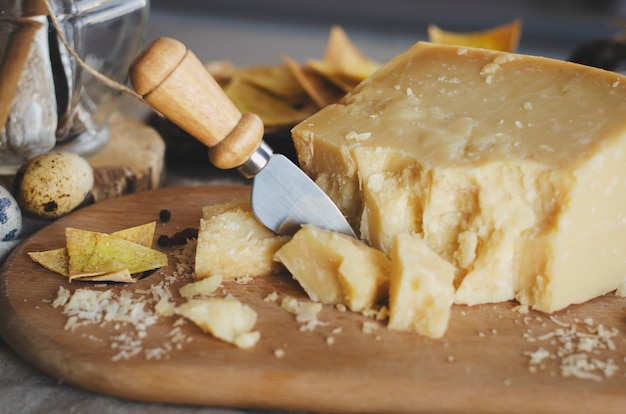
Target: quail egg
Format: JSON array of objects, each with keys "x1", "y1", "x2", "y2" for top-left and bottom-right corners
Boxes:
[{"x1": 14, "y1": 151, "x2": 94, "y2": 220}]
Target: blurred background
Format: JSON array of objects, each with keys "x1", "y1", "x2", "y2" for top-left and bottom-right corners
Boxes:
[
  {"x1": 148, "y1": 0, "x2": 626, "y2": 64},
  {"x1": 143, "y1": 0, "x2": 626, "y2": 182}
]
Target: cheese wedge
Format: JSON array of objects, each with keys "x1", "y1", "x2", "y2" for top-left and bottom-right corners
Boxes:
[
  {"x1": 388, "y1": 233, "x2": 455, "y2": 339},
  {"x1": 291, "y1": 42, "x2": 626, "y2": 313},
  {"x1": 195, "y1": 199, "x2": 290, "y2": 279},
  {"x1": 274, "y1": 224, "x2": 390, "y2": 311}
]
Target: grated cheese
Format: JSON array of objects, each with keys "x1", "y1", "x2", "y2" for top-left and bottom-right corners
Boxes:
[
  {"x1": 362, "y1": 321, "x2": 379, "y2": 335},
  {"x1": 51, "y1": 244, "x2": 196, "y2": 361},
  {"x1": 523, "y1": 315, "x2": 622, "y2": 381}
]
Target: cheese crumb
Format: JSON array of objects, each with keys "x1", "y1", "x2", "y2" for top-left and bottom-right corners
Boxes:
[
  {"x1": 274, "y1": 348, "x2": 286, "y2": 358},
  {"x1": 235, "y1": 276, "x2": 254, "y2": 284},
  {"x1": 280, "y1": 296, "x2": 328, "y2": 331},
  {"x1": 52, "y1": 286, "x2": 70, "y2": 308},
  {"x1": 362, "y1": 321, "x2": 379, "y2": 334},
  {"x1": 345, "y1": 131, "x2": 372, "y2": 141},
  {"x1": 512, "y1": 304, "x2": 529, "y2": 314},
  {"x1": 480, "y1": 62, "x2": 500, "y2": 75},
  {"x1": 493, "y1": 53, "x2": 516, "y2": 65},
  {"x1": 154, "y1": 297, "x2": 175, "y2": 317},
  {"x1": 179, "y1": 274, "x2": 223, "y2": 299}
]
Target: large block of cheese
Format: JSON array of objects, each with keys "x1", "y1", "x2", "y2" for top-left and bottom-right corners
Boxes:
[{"x1": 291, "y1": 41, "x2": 626, "y2": 313}]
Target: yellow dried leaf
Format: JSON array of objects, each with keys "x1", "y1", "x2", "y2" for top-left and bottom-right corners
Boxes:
[
  {"x1": 233, "y1": 64, "x2": 310, "y2": 106},
  {"x1": 67, "y1": 229, "x2": 167, "y2": 276},
  {"x1": 28, "y1": 248, "x2": 69, "y2": 277},
  {"x1": 66, "y1": 227, "x2": 99, "y2": 276},
  {"x1": 111, "y1": 221, "x2": 156, "y2": 248},
  {"x1": 306, "y1": 60, "x2": 360, "y2": 92},
  {"x1": 282, "y1": 54, "x2": 345, "y2": 108},
  {"x1": 224, "y1": 77, "x2": 317, "y2": 130},
  {"x1": 314, "y1": 26, "x2": 380, "y2": 83},
  {"x1": 29, "y1": 222, "x2": 162, "y2": 281},
  {"x1": 69, "y1": 268, "x2": 136, "y2": 283},
  {"x1": 428, "y1": 19, "x2": 522, "y2": 52},
  {"x1": 28, "y1": 221, "x2": 156, "y2": 277}
]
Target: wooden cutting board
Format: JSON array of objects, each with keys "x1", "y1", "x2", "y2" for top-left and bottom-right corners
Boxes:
[{"x1": 1, "y1": 185, "x2": 625, "y2": 414}]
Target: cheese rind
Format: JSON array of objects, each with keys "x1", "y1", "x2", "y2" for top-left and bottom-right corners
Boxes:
[
  {"x1": 388, "y1": 233, "x2": 455, "y2": 339},
  {"x1": 292, "y1": 42, "x2": 626, "y2": 312},
  {"x1": 274, "y1": 224, "x2": 390, "y2": 311}
]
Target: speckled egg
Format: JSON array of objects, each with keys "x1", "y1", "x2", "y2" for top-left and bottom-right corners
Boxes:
[
  {"x1": 0, "y1": 185, "x2": 22, "y2": 241},
  {"x1": 14, "y1": 151, "x2": 94, "y2": 220}
]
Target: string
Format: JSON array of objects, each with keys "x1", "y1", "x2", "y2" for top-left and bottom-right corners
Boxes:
[{"x1": 42, "y1": 0, "x2": 143, "y2": 101}]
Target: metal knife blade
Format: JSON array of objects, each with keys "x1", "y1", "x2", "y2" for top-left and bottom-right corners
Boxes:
[
  {"x1": 241, "y1": 142, "x2": 355, "y2": 236},
  {"x1": 129, "y1": 37, "x2": 356, "y2": 237}
]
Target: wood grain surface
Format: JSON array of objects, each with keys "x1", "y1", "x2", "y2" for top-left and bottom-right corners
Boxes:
[{"x1": 1, "y1": 185, "x2": 625, "y2": 413}]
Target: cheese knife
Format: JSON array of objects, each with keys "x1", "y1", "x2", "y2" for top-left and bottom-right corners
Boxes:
[{"x1": 129, "y1": 37, "x2": 356, "y2": 237}]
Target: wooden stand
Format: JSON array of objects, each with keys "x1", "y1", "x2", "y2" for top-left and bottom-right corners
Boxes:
[
  {"x1": 0, "y1": 111, "x2": 166, "y2": 204},
  {"x1": 87, "y1": 111, "x2": 165, "y2": 203}
]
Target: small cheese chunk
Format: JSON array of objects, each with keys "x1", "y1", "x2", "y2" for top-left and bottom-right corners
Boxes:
[
  {"x1": 388, "y1": 233, "x2": 455, "y2": 339},
  {"x1": 175, "y1": 298, "x2": 260, "y2": 348},
  {"x1": 179, "y1": 275, "x2": 223, "y2": 299},
  {"x1": 275, "y1": 224, "x2": 390, "y2": 311},
  {"x1": 195, "y1": 199, "x2": 290, "y2": 279},
  {"x1": 292, "y1": 41, "x2": 626, "y2": 312}
]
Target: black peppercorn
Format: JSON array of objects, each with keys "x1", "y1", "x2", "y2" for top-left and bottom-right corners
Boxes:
[
  {"x1": 159, "y1": 209, "x2": 172, "y2": 222},
  {"x1": 157, "y1": 234, "x2": 170, "y2": 247}
]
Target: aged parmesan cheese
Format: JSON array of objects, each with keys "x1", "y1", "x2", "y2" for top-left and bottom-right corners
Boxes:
[
  {"x1": 388, "y1": 233, "x2": 455, "y2": 339},
  {"x1": 175, "y1": 297, "x2": 260, "y2": 349},
  {"x1": 291, "y1": 41, "x2": 626, "y2": 313},
  {"x1": 275, "y1": 224, "x2": 390, "y2": 311},
  {"x1": 195, "y1": 199, "x2": 290, "y2": 279},
  {"x1": 179, "y1": 274, "x2": 223, "y2": 299}
]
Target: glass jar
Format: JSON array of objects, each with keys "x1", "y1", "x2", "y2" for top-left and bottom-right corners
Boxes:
[{"x1": 0, "y1": 0, "x2": 150, "y2": 174}]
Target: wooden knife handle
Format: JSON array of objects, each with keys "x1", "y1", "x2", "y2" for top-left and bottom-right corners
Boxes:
[{"x1": 129, "y1": 37, "x2": 264, "y2": 169}]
